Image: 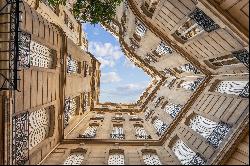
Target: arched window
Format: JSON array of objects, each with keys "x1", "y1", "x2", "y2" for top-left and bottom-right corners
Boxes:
[
  {"x1": 30, "y1": 40, "x2": 56, "y2": 69},
  {"x1": 110, "y1": 124, "x2": 125, "y2": 139},
  {"x1": 152, "y1": 117, "x2": 168, "y2": 136},
  {"x1": 164, "y1": 103, "x2": 182, "y2": 119},
  {"x1": 134, "y1": 124, "x2": 150, "y2": 139},
  {"x1": 173, "y1": 8, "x2": 219, "y2": 43},
  {"x1": 214, "y1": 81, "x2": 249, "y2": 98},
  {"x1": 63, "y1": 149, "x2": 86, "y2": 165},
  {"x1": 108, "y1": 150, "x2": 125, "y2": 165},
  {"x1": 78, "y1": 123, "x2": 99, "y2": 138},
  {"x1": 142, "y1": 150, "x2": 162, "y2": 165},
  {"x1": 171, "y1": 138, "x2": 206, "y2": 165},
  {"x1": 188, "y1": 115, "x2": 230, "y2": 148}
]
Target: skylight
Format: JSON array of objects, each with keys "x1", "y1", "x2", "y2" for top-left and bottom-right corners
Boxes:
[{"x1": 84, "y1": 23, "x2": 152, "y2": 104}]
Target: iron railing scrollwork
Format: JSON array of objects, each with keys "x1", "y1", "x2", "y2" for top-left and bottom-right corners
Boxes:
[
  {"x1": 0, "y1": 0, "x2": 31, "y2": 91},
  {"x1": 12, "y1": 112, "x2": 29, "y2": 165},
  {"x1": 189, "y1": 8, "x2": 219, "y2": 33},
  {"x1": 206, "y1": 122, "x2": 231, "y2": 148},
  {"x1": 232, "y1": 49, "x2": 249, "y2": 68}
]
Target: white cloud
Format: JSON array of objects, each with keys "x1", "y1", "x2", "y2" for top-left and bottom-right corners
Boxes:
[
  {"x1": 123, "y1": 57, "x2": 136, "y2": 68},
  {"x1": 88, "y1": 41, "x2": 123, "y2": 68},
  {"x1": 101, "y1": 72, "x2": 121, "y2": 83}
]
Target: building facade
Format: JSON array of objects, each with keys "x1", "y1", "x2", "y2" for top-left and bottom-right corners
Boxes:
[{"x1": 0, "y1": 0, "x2": 249, "y2": 165}]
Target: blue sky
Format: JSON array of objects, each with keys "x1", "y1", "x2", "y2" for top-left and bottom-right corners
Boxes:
[{"x1": 84, "y1": 23, "x2": 152, "y2": 104}]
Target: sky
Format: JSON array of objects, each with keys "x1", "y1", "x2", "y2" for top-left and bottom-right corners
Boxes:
[{"x1": 84, "y1": 23, "x2": 152, "y2": 104}]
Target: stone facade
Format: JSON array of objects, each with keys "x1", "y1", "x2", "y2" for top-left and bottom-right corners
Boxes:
[{"x1": 0, "y1": 0, "x2": 249, "y2": 165}]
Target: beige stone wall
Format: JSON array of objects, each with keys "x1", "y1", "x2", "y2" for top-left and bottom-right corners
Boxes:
[
  {"x1": 65, "y1": 111, "x2": 159, "y2": 140},
  {"x1": 129, "y1": 0, "x2": 248, "y2": 75},
  {"x1": 225, "y1": 133, "x2": 249, "y2": 165},
  {"x1": 41, "y1": 143, "x2": 178, "y2": 165}
]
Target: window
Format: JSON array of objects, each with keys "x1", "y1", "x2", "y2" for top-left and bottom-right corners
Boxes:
[
  {"x1": 152, "y1": 117, "x2": 168, "y2": 136},
  {"x1": 12, "y1": 106, "x2": 54, "y2": 165},
  {"x1": 214, "y1": 81, "x2": 249, "y2": 97},
  {"x1": 30, "y1": 40, "x2": 55, "y2": 69},
  {"x1": 188, "y1": 115, "x2": 230, "y2": 148},
  {"x1": 172, "y1": 139, "x2": 206, "y2": 165},
  {"x1": 164, "y1": 103, "x2": 182, "y2": 119},
  {"x1": 110, "y1": 125, "x2": 125, "y2": 139},
  {"x1": 108, "y1": 151, "x2": 125, "y2": 165},
  {"x1": 64, "y1": 97, "x2": 79, "y2": 128},
  {"x1": 79, "y1": 124, "x2": 99, "y2": 138},
  {"x1": 135, "y1": 19, "x2": 147, "y2": 37},
  {"x1": 142, "y1": 151, "x2": 162, "y2": 165},
  {"x1": 134, "y1": 124, "x2": 150, "y2": 139},
  {"x1": 63, "y1": 153, "x2": 85, "y2": 165},
  {"x1": 155, "y1": 41, "x2": 173, "y2": 56},
  {"x1": 67, "y1": 56, "x2": 80, "y2": 74},
  {"x1": 179, "y1": 78, "x2": 204, "y2": 91},
  {"x1": 174, "y1": 63, "x2": 200, "y2": 74},
  {"x1": 174, "y1": 8, "x2": 219, "y2": 42},
  {"x1": 29, "y1": 108, "x2": 50, "y2": 150}
]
